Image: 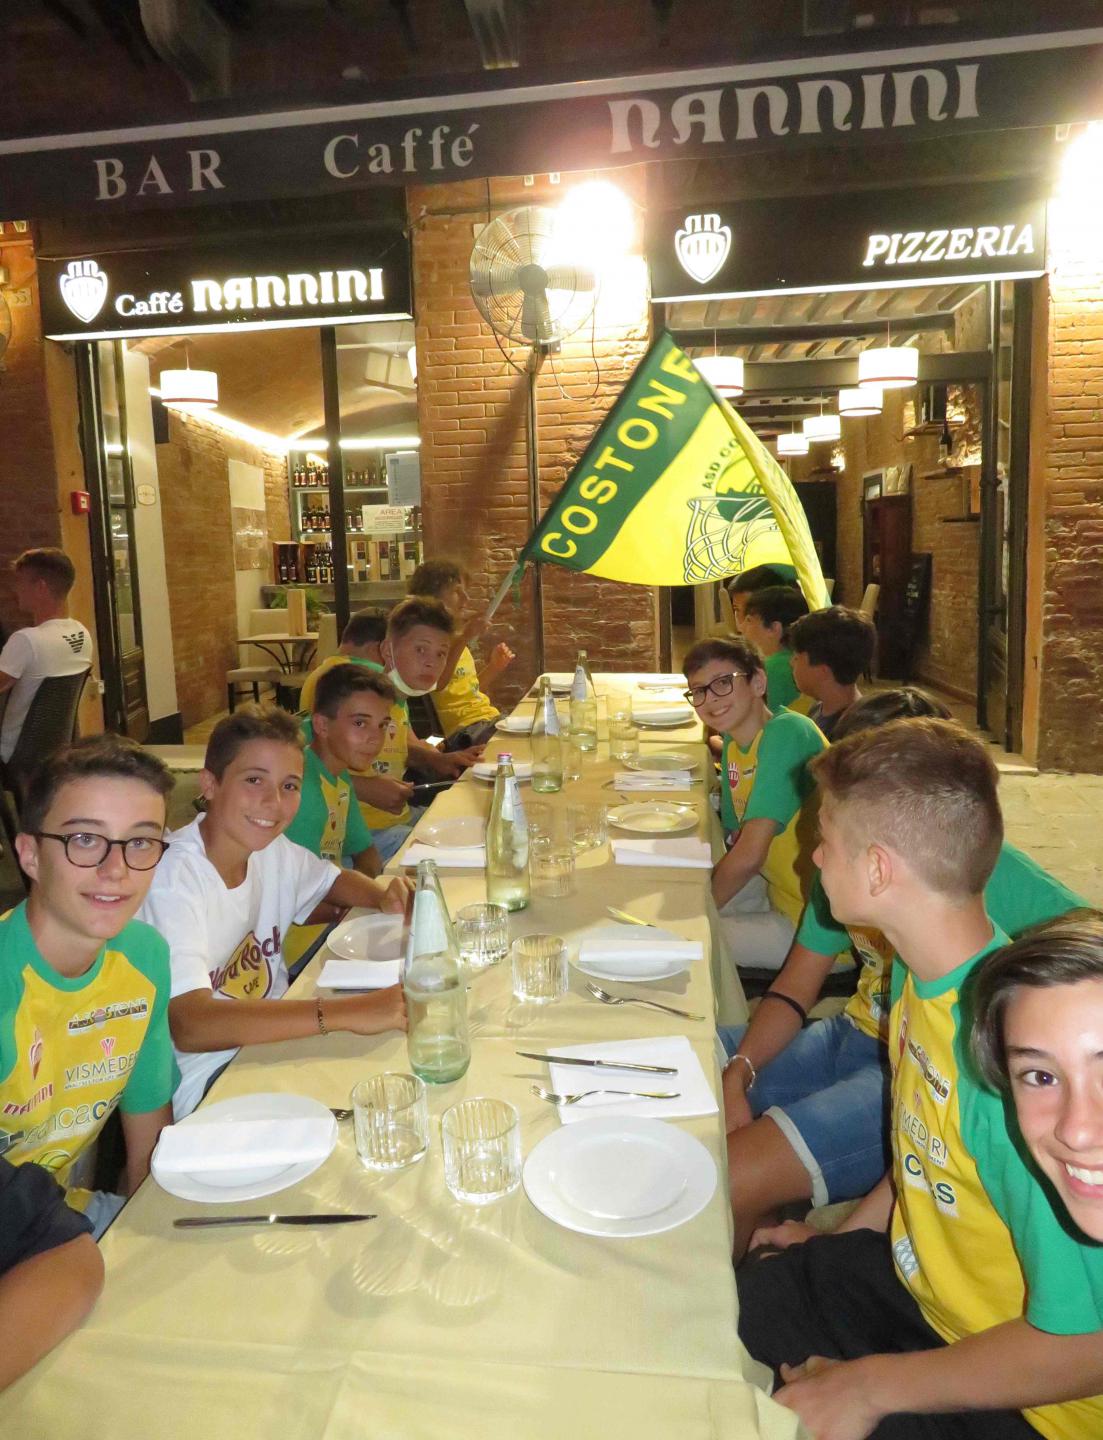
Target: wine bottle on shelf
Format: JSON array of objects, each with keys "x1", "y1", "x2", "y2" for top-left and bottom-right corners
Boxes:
[{"x1": 939, "y1": 420, "x2": 953, "y2": 465}]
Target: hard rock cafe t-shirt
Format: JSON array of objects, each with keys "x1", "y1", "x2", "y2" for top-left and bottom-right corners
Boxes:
[{"x1": 139, "y1": 816, "x2": 339, "y2": 1119}]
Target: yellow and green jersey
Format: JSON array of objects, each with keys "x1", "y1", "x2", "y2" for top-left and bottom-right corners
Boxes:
[
  {"x1": 719, "y1": 709, "x2": 825, "y2": 924},
  {"x1": 433, "y1": 645, "x2": 498, "y2": 737},
  {"x1": 888, "y1": 933, "x2": 1103, "y2": 1440},
  {"x1": 285, "y1": 746, "x2": 373, "y2": 864},
  {"x1": 797, "y1": 843, "x2": 1088, "y2": 1042},
  {"x1": 0, "y1": 903, "x2": 176, "y2": 1200}
]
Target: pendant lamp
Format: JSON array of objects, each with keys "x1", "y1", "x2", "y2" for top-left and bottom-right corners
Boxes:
[
  {"x1": 803, "y1": 412, "x2": 842, "y2": 441},
  {"x1": 159, "y1": 367, "x2": 219, "y2": 412},
  {"x1": 857, "y1": 344, "x2": 918, "y2": 390},
  {"x1": 777, "y1": 431, "x2": 809, "y2": 456},
  {"x1": 693, "y1": 353, "x2": 745, "y2": 397},
  {"x1": 839, "y1": 386, "x2": 883, "y2": 417}
]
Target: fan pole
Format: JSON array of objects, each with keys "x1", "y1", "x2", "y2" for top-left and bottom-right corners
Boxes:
[{"x1": 527, "y1": 346, "x2": 546, "y2": 673}]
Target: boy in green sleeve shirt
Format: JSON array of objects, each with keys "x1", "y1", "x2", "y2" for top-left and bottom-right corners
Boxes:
[
  {"x1": 739, "y1": 585, "x2": 813, "y2": 714},
  {"x1": 738, "y1": 719, "x2": 1103, "y2": 1440}
]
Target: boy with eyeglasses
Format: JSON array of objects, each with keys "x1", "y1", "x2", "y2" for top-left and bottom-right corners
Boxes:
[
  {"x1": 683, "y1": 638, "x2": 825, "y2": 974},
  {"x1": 0, "y1": 735, "x2": 177, "y2": 1237}
]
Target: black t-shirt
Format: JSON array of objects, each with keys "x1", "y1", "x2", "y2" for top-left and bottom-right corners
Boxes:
[{"x1": 0, "y1": 1158, "x2": 92, "y2": 1272}]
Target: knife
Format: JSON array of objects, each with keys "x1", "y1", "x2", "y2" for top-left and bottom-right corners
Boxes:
[
  {"x1": 173, "y1": 1213, "x2": 376, "y2": 1229},
  {"x1": 516, "y1": 1050, "x2": 678, "y2": 1075}
]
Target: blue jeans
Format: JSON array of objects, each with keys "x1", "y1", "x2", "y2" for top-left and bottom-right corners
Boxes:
[
  {"x1": 373, "y1": 805, "x2": 427, "y2": 864},
  {"x1": 84, "y1": 1190, "x2": 127, "y2": 1241},
  {"x1": 719, "y1": 1013, "x2": 890, "y2": 1206}
]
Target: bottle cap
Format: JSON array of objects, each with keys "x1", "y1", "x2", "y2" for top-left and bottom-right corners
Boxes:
[{"x1": 499, "y1": 752, "x2": 512, "y2": 760}]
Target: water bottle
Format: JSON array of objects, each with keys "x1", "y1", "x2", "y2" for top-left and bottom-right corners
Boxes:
[
  {"x1": 530, "y1": 676, "x2": 563, "y2": 793},
  {"x1": 569, "y1": 649, "x2": 598, "y2": 751},
  {"x1": 403, "y1": 860, "x2": 470, "y2": 1084},
  {"x1": 486, "y1": 753, "x2": 530, "y2": 912}
]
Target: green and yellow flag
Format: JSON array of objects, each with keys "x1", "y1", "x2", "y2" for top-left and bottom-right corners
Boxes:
[{"x1": 519, "y1": 331, "x2": 829, "y2": 609}]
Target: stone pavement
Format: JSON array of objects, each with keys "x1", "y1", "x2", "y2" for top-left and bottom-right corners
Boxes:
[{"x1": 1001, "y1": 771, "x2": 1103, "y2": 907}]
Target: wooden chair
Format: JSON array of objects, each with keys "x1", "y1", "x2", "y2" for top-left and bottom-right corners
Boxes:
[{"x1": 227, "y1": 611, "x2": 283, "y2": 712}]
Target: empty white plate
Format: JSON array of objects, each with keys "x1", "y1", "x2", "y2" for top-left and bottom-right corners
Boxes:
[
  {"x1": 418, "y1": 815, "x2": 486, "y2": 849},
  {"x1": 328, "y1": 912, "x2": 406, "y2": 962},
  {"x1": 523, "y1": 1116, "x2": 716, "y2": 1238},
  {"x1": 624, "y1": 750, "x2": 699, "y2": 774},
  {"x1": 152, "y1": 1094, "x2": 336, "y2": 1204},
  {"x1": 607, "y1": 802, "x2": 697, "y2": 836},
  {"x1": 496, "y1": 714, "x2": 533, "y2": 734},
  {"x1": 473, "y1": 760, "x2": 532, "y2": 781}
]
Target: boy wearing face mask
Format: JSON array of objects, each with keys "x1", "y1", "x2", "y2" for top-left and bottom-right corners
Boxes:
[{"x1": 349, "y1": 597, "x2": 483, "y2": 862}]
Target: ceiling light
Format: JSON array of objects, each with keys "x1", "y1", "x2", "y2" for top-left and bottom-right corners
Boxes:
[
  {"x1": 839, "y1": 386, "x2": 883, "y2": 417},
  {"x1": 693, "y1": 354, "x2": 745, "y2": 397},
  {"x1": 159, "y1": 367, "x2": 218, "y2": 411},
  {"x1": 777, "y1": 431, "x2": 809, "y2": 456},
  {"x1": 803, "y1": 412, "x2": 841, "y2": 441},
  {"x1": 858, "y1": 345, "x2": 919, "y2": 390}
]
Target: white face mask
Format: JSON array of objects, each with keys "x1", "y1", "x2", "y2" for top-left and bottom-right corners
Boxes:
[{"x1": 388, "y1": 666, "x2": 434, "y2": 698}]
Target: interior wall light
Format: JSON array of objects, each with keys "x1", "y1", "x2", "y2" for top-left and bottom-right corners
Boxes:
[
  {"x1": 693, "y1": 354, "x2": 745, "y2": 397},
  {"x1": 777, "y1": 431, "x2": 809, "y2": 456},
  {"x1": 406, "y1": 344, "x2": 418, "y2": 382},
  {"x1": 839, "y1": 386, "x2": 883, "y2": 417}
]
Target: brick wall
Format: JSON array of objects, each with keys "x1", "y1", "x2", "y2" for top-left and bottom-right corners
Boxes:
[
  {"x1": 1034, "y1": 207, "x2": 1103, "y2": 771},
  {"x1": 0, "y1": 230, "x2": 63, "y2": 629},
  {"x1": 156, "y1": 408, "x2": 287, "y2": 727},
  {"x1": 410, "y1": 173, "x2": 656, "y2": 703}
]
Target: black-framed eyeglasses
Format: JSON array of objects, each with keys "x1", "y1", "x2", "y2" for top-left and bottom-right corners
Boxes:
[
  {"x1": 683, "y1": 671, "x2": 748, "y2": 708},
  {"x1": 35, "y1": 832, "x2": 170, "y2": 871}
]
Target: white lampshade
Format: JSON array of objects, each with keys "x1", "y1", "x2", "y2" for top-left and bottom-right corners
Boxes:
[
  {"x1": 693, "y1": 354, "x2": 745, "y2": 397},
  {"x1": 159, "y1": 367, "x2": 219, "y2": 411},
  {"x1": 857, "y1": 345, "x2": 919, "y2": 390},
  {"x1": 839, "y1": 386, "x2": 883, "y2": 417},
  {"x1": 803, "y1": 412, "x2": 842, "y2": 441},
  {"x1": 777, "y1": 431, "x2": 809, "y2": 456},
  {"x1": 406, "y1": 344, "x2": 418, "y2": 382}
]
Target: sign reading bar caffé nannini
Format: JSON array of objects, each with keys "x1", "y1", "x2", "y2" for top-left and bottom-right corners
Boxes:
[
  {"x1": 2, "y1": 29, "x2": 1103, "y2": 215},
  {"x1": 647, "y1": 179, "x2": 1047, "y2": 302},
  {"x1": 37, "y1": 231, "x2": 412, "y2": 339}
]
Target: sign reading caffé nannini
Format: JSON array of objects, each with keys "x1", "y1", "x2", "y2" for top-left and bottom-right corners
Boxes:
[
  {"x1": 38, "y1": 232, "x2": 411, "y2": 339},
  {"x1": 2, "y1": 29, "x2": 1102, "y2": 214}
]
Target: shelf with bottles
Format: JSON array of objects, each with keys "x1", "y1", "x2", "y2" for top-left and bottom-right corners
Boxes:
[{"x1": 288, "y1": 457, "x2": 390, "y2": 491}]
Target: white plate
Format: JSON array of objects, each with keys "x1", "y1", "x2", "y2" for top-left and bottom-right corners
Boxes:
[
  {"x1": 152, "y1": 1094, "x2": 336, "y2": 1204},
  {"x1": 328, "y1": 912, "x2": 406, "y2": 962},
  {"x1": 473, "y1": 760, "x2": 532, "y2": 781},
  {"x1": 523, "y1": 1117, "x2": 716, "y2": 1237},
  {"x1": 538, "y1": 673, "x2": 574, "y2": 694},
  {"x1": 607, "y1": 802, "x2": 697, "y2": 836},
  {"x1": 633, "y1": 715, "x2": 694, "y2": 730},
  {"x1": 417, "y1": 815, "x2": 487, "y2": 849},
  {"x1": 623, "y1": 750, "x2": 699, "y2": 774},
  {"x1": 573, "y1": 953, "x2": 688, "y2": 983},
  {"x1": 495, "y1": 714, "x2": 533, "y2": 734}
]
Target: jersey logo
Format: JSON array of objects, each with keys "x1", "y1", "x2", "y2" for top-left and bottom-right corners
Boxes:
[
  {"x1": 29, "y1": 1026, "x2": 43, "y2": 1080},
  {"x1": 67, "y1": 997, "x2": 149, "y2": 1033},
  {"x1": 906, "y1": 1035, "x2": 952, "y2": 1104},
  {"x1": 100, "y1": 1035, "x2": 116, "y2": 1059},
  {"x1": 63, "y1": 630, "x2": 87, "y2": 654},
  {"x1": 211, "y1": 925, "x2": 280, "y2": 999}
]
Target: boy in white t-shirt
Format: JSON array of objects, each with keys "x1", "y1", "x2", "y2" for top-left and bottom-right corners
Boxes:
[
  {"x1": 139, "y1": 708, "x2": 412, "y2": 1118},
  {"x1": 0, "y1": 549, "x2": 93, "y2": 762}
]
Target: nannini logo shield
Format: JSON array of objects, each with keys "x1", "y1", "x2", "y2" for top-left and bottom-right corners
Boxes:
[
  {"x1": 59, "y1": 259, "x2": 109, "y2": 324},
  {"x1": 674, "y1": 214, "x2": 731, "y2": 285}
]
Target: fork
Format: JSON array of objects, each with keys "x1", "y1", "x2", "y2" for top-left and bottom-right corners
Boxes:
[
  {"x1": 585, "y1": 981, "x2": 705, "y2": 1022},
  {"x1": 530, "y1": 1083, "x2": 680, "y2": 1105},
  {"x1": 330, "y1": 1107, "x2": 353, "y2": 1122}
]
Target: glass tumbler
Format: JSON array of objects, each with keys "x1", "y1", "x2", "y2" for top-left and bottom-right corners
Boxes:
[
  {"x1": 560, "y1": 728, "x2": 585, "y2": 783},
  {"x1": 442, "y1": 1098, "x2": 522, "y2": 1206},
  {"x1": 528, "y1": 837, "x2": 575, "y2": 898},
  {"x1": 511, "y1": 933, "x2": 568, "y2": 1004},
  {"x1": 352, "y1": 1072, "x2": 429, "y2": 1172},
  {"x1": 567, "y1": 802, "x2": 607, "y2": 853},
  {"x1": 609, "y1": 721, "x2": 640, "y2": 763},
  {"x1": 454, "y1": 902, "x2": 510, "y2": 972}
]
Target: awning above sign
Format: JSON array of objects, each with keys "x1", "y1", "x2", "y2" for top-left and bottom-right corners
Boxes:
[
  {"x1": 1, "y1": 29, "x2": 1102, "y2": 215},
  {"x1": 38, "y1": 231, "x2": 411, "y2": 340},
  {"x1": 647, "y1": 179, "x2": 1047, "y2": 302}
]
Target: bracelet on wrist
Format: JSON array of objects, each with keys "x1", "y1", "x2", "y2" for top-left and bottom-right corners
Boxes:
[
  {"x1": 316, "y1": 997, "x2": 329, "y2": 1037},
  {"x1": 758, "y1": 990, "x2": 809, "y2": 1025},
  {"x1": 729, "y1": 1052, "x2": 756, "y2": 1089}
]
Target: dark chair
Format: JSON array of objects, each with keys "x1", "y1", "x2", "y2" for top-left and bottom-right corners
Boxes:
[{"x1": 0, "y1": 668, "x2": 91, "y2": 877}]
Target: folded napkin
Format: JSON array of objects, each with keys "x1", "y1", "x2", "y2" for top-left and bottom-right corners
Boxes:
[
  {"x1": 613, "y1": 771, "x2": 694, "y2": 792},
  {"x1": 632, "y1": 705, "x2": 693, "y2": 725},
  {"x1": 578, "y1": 923, "x2": 703, "y2": 975},
  {"x1": 636, "y1": 676, "x2": 689, "y2": 690},
  {"x1": 402, "y1": 842, "x2": 485, "y2": 868},
  {"x1": 612, "y1": 837, "x2": 712, "y2": 870},
  {"x1": 548, "y1": 1035, "x2": 717, "y2": 1124},
  {"x1": 318, "y1": 958, "x2": 402, "y2": 990},
  {"x1": 154, "y1": 1115, "x2": 336, "y2": 1176}
]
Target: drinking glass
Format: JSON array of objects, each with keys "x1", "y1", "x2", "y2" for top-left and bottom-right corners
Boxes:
[
  {"x1": 560, "y1": 727, "x2": 585, "y2": 782},
  {"x1": 352, "y1": 1072, "x2": 429, "y2": 1171},
  {"x1": 609, "y1": 720, "x2": 640, "y2": 763},
  {"x1": 454, "y1": 902, "x2": 510, "y2": 972},
  {"x1": 442, "y1": 1098, "x2": 522, "y2": 1206},
  {"x1": 606, "y1": 690, "x2": 631, "y2": 726},
  {"x1": 525, "y1": 801, "x2": 555, "y2": 841},
  {"x1": 528, "y1": 837, "x2": 575, "y2": 897},
  {"x1": 567, "y1": 802, "x2": 607, "y2": 853},
  {"x1": 511, "y1": 933, "x2": 568, "y2": 1004}
]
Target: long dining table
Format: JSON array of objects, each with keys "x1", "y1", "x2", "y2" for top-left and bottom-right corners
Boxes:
[{"x1": 5, "y1": 680, "x2": 798, "y2": 1440}]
